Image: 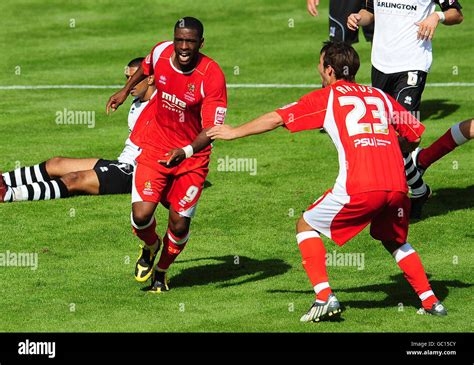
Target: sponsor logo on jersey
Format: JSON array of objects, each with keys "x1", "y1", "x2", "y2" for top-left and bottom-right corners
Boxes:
[
  {"x1": 187, "y1": 83, "x2": 195, "y2": 93},
  {"x1": 214, "y1": 107, "x2": 227, "y2": 125},
  {"x1": 159, "y1": 75, "x2": 167, "y2": 85},
  {"x1": 354, "y1": 137, "x2": 391, "y2": 148},
  {"x1": 162, "y1": 91, "x2": 187, "y2": 113},
  {"x1": 377, "y1": 1, "x2": 417, "y2": 12}
]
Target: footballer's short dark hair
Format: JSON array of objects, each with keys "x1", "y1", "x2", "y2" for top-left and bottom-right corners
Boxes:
[
  {"x1": 320, "y1": 41, "x2": 360, "y2": 82},
  {"x1": 128, "y1": 57, "x2": 144, "y2": 68},
  {"x1": 174, "y1": 17, "x2": 204, "y2": 39}
]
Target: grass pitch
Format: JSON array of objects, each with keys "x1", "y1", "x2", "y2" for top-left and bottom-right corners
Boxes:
[{"x1": 0, "y1": 0, "x2": 472, "y2": 332}]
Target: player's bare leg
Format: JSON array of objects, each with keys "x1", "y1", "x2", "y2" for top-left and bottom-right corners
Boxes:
[
  {"x1": 46, "y1": 157, "x2": 99, "y2": 178},
  {"x1": 60, "y1": 169, "x2": 100, "y2": 195},
  {"x1": 296, "y1": 217, "x2": 342, "y2": 322},
  {"x1": 1, "y1": 157, "x2": 99, "y2": 188},
  {"x1": 381, "y1": 240, "x2": 447, "y2": 316},
  {"x1": 150, "y1": 206, "x2": 191, "y2": 293},
  {"x1": 131, "y1": 201, "x2": 161, "y2": 282}
]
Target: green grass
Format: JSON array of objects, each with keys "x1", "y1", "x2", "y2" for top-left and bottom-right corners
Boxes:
[{"x1": 0, "y1": 0, "x2": 472, "y2": 332}]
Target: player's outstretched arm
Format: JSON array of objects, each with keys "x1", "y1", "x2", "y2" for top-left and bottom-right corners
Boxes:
[
  {"x1": 106, "y1": 64, "x2": 147, "y2": 114},
  {"x1": 206, "y1": 111, "x2": 284, "y2": 141},
  {"x1": 306, "y1": 0, "x2": 320, "y2": 17}
]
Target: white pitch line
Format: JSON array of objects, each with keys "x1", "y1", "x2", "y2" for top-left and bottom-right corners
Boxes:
[{"x1": 0, "y1": 82, "x2": 473, "y2": 90}]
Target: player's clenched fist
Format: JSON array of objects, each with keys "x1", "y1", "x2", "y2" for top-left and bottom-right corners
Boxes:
[
  {"x1": 106, "y1": 89, "x2": 129, "y2": 114},
  {"x1": 306, "y1": 0, "x2": 320, "y2": 17},
  {"x1": 206, "y1": 125, "x2": 237, "y2": 141},
  {"x1": 347, "y1": 13, "x2": 362, "y2": 31}
]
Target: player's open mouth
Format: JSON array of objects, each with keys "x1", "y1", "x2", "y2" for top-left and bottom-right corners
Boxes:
[{"x1": 178, "y1": 52, "x2": 191, "y2": 63}]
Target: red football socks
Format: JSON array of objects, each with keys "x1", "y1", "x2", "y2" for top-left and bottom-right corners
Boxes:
[
  {"x1": 393, "y1": 243, "x2": 438, "y2": 309},
  {"x1": 296, "y1": 231, "x2": 332, "y2": 302},
  {"x1": 418, "y1": 123, "x2": 468, "y2": 169},
  {"x1": 132, "y1": 217, "x2": 159, "y2": 246},
  {"x1": 157, "y1": 229, "x2": 189, "y2": 271}
]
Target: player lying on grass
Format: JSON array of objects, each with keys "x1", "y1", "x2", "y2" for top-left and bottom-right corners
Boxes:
[
  {"x1": 106, "y1": 17, "x2": 227, "y2": 293},
  {"x1": 0, "y1": 58, "x2": 156, "y2": 203},
  {"x1": 207, "y1": 41, "x2": 447, "y2": 322},
  {"x1": 412, "y1": 119, "x2": 473, "y2": 176}
]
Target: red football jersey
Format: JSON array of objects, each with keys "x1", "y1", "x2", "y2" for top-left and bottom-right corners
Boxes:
[
  {"x1": 140, "y1": 41, "x2": 227, "y2": 161},
  {"x1": 275, "y1": 80, "x2": 425, "y2": 195}
]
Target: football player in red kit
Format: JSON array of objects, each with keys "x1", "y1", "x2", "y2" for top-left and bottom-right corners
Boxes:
[
  {"x1": 106, "y1": 17, "x2": 227, "y2": 292},
  {"x1": 208, "y1": 41, "x2": 446, "y2": 322}
]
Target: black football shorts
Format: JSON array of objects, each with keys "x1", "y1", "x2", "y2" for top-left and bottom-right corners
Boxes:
[
  {"x1": 371, "y1": 67, "x2": 428, "y2": 113},
  {"x1": 93, "y1": 159, "x2": 134, "y2": 195}
]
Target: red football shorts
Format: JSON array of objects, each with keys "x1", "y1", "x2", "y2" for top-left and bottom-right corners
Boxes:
[
  {"x1": 303, "y1": 190, "x2": 410, "y2": 246},
  {"x1": 132, "y1": 150, "x2": 209, "y2": 218}
]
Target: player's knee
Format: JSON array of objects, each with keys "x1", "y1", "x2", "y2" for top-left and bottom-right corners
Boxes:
[
  {"x1": 131, "y1": 209, "x2": 154, "y2": 227},
  {"x1": 460, "y1": 119, "x2": 474, "y2": 139},
  {"x1": 61, "y1": 172, "x2": 81, "y2": 192},
  {"x1": 296, "y1": 216, "x2": 312, "y2": 234},
  {"x1": 168, "y1": 219, "x2": 190, "y2": 238},
  {"x1": 46, "y1": 157, "x2": 64, "y2": 172}
]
